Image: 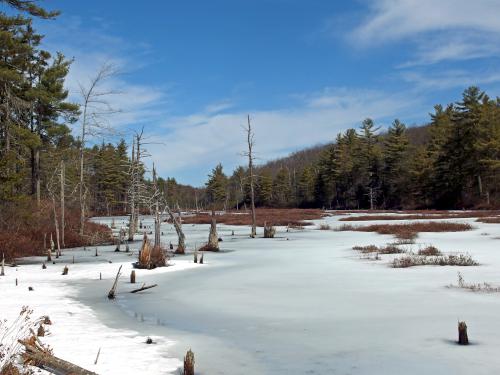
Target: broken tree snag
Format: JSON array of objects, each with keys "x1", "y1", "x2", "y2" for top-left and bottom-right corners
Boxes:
[
  {"x1": 130, "y1": 270, "x2": 136, "y2": 284},
  {"x1": 130, "y1": 283, "x2": 158, "y2": 293},
  {"x1": 183, "y1": 349, "x2": 195, "y2": 375},
  {"x1": 47, "y1": 249, "x2": 52, "y2": 262},
  {"x1": 263, "y1": 222, "x2": 276, "y2": 238},
  {"x1": 107, "y1": 265, "x2": 123, "y2": 299},
  {"x1": 458, "y1": 321, "x2": 469, "y2": 345},
  {"x1": 207, "y1": 210, "x2": 219, "y2": 251},
  {"x1": 194, "y1": 250, "x2": 198, "y2": 263},
  {"x1": 200, "y1": 252, "x2": 204, "y2": 264},
  {"x1": 20, "y1": 338, "x2": 98, "y2": 375},
  {"x1": 135, "y1": 232, "x2": 166, "y2": 269},
  {"x1": 166, "y1": 205, "x2": 186, "y2": 254},
  {"x1": 62, "y1": 266, "x2": 68, "y2": 275}
]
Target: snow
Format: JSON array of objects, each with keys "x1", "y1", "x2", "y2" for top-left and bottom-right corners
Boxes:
[{"x1": 2, "y1": 213, "x2": 500, "y2": 374}]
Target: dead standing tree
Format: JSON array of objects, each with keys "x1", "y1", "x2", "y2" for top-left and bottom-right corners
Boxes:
[
  {"x1": 47, "y1": 168, "x2": 62, "y2": 257},
  {"x1": 78, "y1": 62, "x2": 119, "y2": 236},
  {"x1": 243, "y1": 115, "x2": 257, "y2": 237}
]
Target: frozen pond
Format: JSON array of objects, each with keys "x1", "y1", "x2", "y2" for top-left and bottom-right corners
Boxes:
[{"x1": 82, "y1": 215, "x2": 500, "y2": 375}]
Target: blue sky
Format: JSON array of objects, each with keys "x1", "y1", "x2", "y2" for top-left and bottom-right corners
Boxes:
[{"x1": 30, "y1": 0, "x2": 500, "y2": 186}]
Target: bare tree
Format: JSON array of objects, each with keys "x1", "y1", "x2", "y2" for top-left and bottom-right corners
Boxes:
[
  {"x1": 78, "y1": 63, "x2": 119, "y2": 236},
  {"x1": 47, "y1": 167, "x2": 61, "y2": 256},
  {"x1": 60, "y1": 160, "x2": 65, "y2": 247},
  {"x1": 243, "y1": 115, "x2": 257, "y2": 237}
]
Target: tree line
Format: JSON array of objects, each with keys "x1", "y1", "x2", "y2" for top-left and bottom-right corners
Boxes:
[{"x1": 205, "y1": 87, "x2": 500, "y2": 210}]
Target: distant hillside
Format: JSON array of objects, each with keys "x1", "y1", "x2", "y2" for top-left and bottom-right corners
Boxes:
[{"x1": 256, "y1": 123, "x2": 431, "y2": 177}]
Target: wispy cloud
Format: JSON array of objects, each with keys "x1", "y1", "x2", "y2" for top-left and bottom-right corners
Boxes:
[
  {"x1": 147, "y1": 88, "x2": 423, "y2": 185},
  {"x1": 350, "y1": 0, "x2": 500, "y2": 65}
]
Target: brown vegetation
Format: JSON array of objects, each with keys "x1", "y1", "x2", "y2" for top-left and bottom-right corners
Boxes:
[
  {"x1": 0, "y1": 201, "x2": 112, "y2": 262},
  {"x1": 417, "y1": 246, "x2": 442, "y2": 256},
  {"x1": 352, "y1": 244, "x2": 404, "y2": 254},
  {"x1": 392, "y1": 253, "x2": 478, "y2": 268},
  {"x1": 182, "y1": 208, "x2": 324, "y2": 227},
  {"x1": 449, "y1": 272, "x2": 500, "y2": 293},
  {"x1": 338, "y1": 211, "x2": 500, "y2": 221},
  {"x1": 339, "y1": 221, "x2": 472, "y2": 240}
]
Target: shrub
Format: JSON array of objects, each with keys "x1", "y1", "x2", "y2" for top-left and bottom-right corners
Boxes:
[
  {"x1": 392, "y1": 253, "x2": 478, "y2": 268},
  {"x1": 319, "y1": 224, "x2": 331, "y2": 230},
  {"x1": 352, "y1": 244, "x2": 404, "y2": 254},
  {"x1": 334, "y1": 224, "x2": 356, "y2": 231},
  {"x1": 417, "y1": 246, "x2": 441, "y2": 256}
]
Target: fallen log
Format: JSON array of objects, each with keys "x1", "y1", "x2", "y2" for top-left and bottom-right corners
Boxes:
[
  {"x1": 130, "y1": 283, "x2": 158, "y2": 294},
  {"x1": 20, "y1": 339, "x2": 98, "y2": 375},
  {"x1": 107, "y1": 265, "x2": 122, "y2": 299}
]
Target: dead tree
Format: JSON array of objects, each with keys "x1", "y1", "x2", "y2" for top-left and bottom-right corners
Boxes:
[
  {"x1": 458, "y1": 321, "x2": 469, "y2": 345},
  {"x1": 130, "y1": 270, "x2": 136, "y2": 284},
  {"x1": 107, "y1": 265, "x2": 122, "y2": 299},
  {"x1": 207, "y1": 210, "x2": 219, "y2": 251},
  {"x1": 60, "y1": 160, "x2": 65, "y2": 248},
  {"x1": 183, "y1": 349, "x2": 195, "y2": 375},
  {"x1": 263, "y1": 222, "x2": 276, "y2": 238},
  {"x1": 130, "y1": 283, "x2": 157, "y2": 293},
  {"x1": 166, "y1": 205, "x2": 186, "y2": 254},
  {"x1": 78, "y1": 63, "x2": 119, "y2": 236},
  {"x1": 47, "y1": 169, "x2": 62, "y2": 257},
  {"x1": 243, "y1": 115, "x2": 257, "y2": 237},
  {"x1": 20, "y1": 338, "x2": 98, "y2": 375}
]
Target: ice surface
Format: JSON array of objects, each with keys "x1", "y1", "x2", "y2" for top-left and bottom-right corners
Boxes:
[{"x1": 2, "y1": 214, "x2": 500, "y2": 374}]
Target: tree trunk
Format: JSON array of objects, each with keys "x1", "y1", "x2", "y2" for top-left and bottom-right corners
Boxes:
[
  {"x1": 458, "y1": 321, "x2": 469, "y2": 345},
  {"x1": 247, "y1": 115, "x2": 257, "y2": 238},
  {"x1": 51, "y1": 197, "x2": 61, "y2": 256},
  {"x1": 20, "y1": 340, "x2": 98, "y2": 375},
  {"x1": 167, "y1": 205, "x2": 185, "y2": 254},
  {"x1": 208, "y1": 210, "x2": 219, "y2": 251},
  {"x1": 60, "y1": 160, "x2": 65, "y2": 247}
]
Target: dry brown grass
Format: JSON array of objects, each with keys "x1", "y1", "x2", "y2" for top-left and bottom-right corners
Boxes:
[
  {"x1": 417, "y1": 246, "x2": 442, "y2": 256},
  {"x1": 352, "y1": 244, "x2": 404, "y2": 254},
  {"x1": 392, "y1": 253, "x2": 478, "y2": 268},
  {"x1": 339, "y1": 221, "x2": 473, "y2": 240},
  {"x1": 449, "y1": 272, "x2": 500, "y2": 292},
  {"x1": 339, "y1": 210, "x2": 500, "y2": 222},
  {"x1": 182, "y1": 208, "x2": 324, "y2": 227},
  {"x1": 318, "y1": 224, "x2": 331, "y2": 230}
]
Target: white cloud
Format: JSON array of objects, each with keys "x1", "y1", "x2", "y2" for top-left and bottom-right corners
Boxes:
[
  {"x1": 147, "y1": 88, "x2": 422, "y2": 185},
  {"x1": 350, "y1": 0, "x2": 500, "y2": 65}
]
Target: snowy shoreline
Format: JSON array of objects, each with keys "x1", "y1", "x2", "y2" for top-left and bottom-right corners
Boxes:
[{"x1": 0, "y1": 243, "x2": 199, "y2": 374}]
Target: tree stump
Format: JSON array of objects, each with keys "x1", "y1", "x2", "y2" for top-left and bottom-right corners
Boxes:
[
  {"x1": 42, "y1": 262, "x2": 46, "y2": 269},
  {"x1": 95, "y1": 247, "x2": 99, "y2": 257},
  {"x1": 200, "y1": 252, "x2": 204, "y2": 264},
  {"x1": 194, "y1": 251, "x2": 198, "y2": 263},
  {"x1": 183, "y1": 349, "x2": 195, "y2": 375},
  {"x1": 207, "y1": 210, "x2": 219, "y2": 251},
  {"x1": 263, "y1": 222, "x2": 276, "y2": 238},
  {"x1": 130, "y1": 270, "x2": 136, "y2": 284},
  {"x1": 62, "y1": 266, "x2": 68, "y2": 275},
  {"x1": 47, "y1": 249, "x2": 52, "y2": 262},
  {"x1": 37, "y1": 324, "x2": 45, "y2": 337},
  {"x1": 458, "y1": 321, "x2": 469, "y2": 345}
]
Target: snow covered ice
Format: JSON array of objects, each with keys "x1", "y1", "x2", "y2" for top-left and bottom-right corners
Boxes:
[{"x1": 2, "y1": 213, "x2": 500, "y2": 374}]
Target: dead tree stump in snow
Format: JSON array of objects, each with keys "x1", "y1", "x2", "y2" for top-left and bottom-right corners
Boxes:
[
  {"x1": 194, "y1": 251, "x2": 198, "y2": 263},
  {"x1": 458, "y1": 321, "x2": 469, "y2": 345},
  {"x1": 200, "y1": 252, "x2": 204, "y2": 264},
  {"x1": 1, "y1": 253, "x2": 5, "y2": 276},
  {"x1": 207, "y1": 210, "x2": 219, "y2": 251},
  {"x1": 47, "y1": 249, "x2": 52, "y2": 262},
  {"x1": 42, "y1": 262, "x2": 46, "y2": 269},
  {"x1": 130, "y1": 270, "x2": 136, "y2": 284},
  {"x1": 263, "y1": 222, "x2": 276, "y2": 238},
  {"x1": 95, "y1": 247, "x2": 99, "y2": 257},
  {"x1": 37, "y1": 324, "x2": 45, "y2": 337},
  {"x1": 62, "y1": 266, "x2": 68, "y2": 275},
  {"x1": 183, "y1": 349, "x2": 195, "y2": 375},
  {"x1": 108, "y1": 265, "x2": 122, "y2": 299}
]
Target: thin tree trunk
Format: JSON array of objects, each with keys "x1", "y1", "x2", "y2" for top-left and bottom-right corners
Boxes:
[
  {"x1": 51, "y1": 195, "x2": 61, "y2": 256},
  {"x1": 60, "y1": 160, "x2": 65, "y2": 247},
  {"x1": 247, "y1": 115, "x2": 257, "y2": 237}
]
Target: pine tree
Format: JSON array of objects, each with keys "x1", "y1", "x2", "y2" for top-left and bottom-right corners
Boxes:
[{"x1": 205, "y1": 163, "x2": 228, "y2": 209}]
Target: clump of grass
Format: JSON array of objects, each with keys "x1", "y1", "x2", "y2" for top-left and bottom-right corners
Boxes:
[
  {"x1": 352, "y1": 244, "x2": 404, "y2": 254},
  {"x1": 319, "y1": 224, "x2": 331, "y2": 230},
  {"x1": 449, "y1": 272, "x2": 500, "y2": 293},
  {"x1": 417, "y1": 245, "x2": 441, "y2": 256},
  {"x1": 391, "y1": 238, "x2": 416, "y2": 245},
  {"x1": 352, "y1": 245, "x2": 379, "y2": 253},
  {"x1": 334, "y1": 224, "x2": 356, "y2": 231},
  {"x1": 392, "y1": 253, "x2": 478, "y2": 268}
]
